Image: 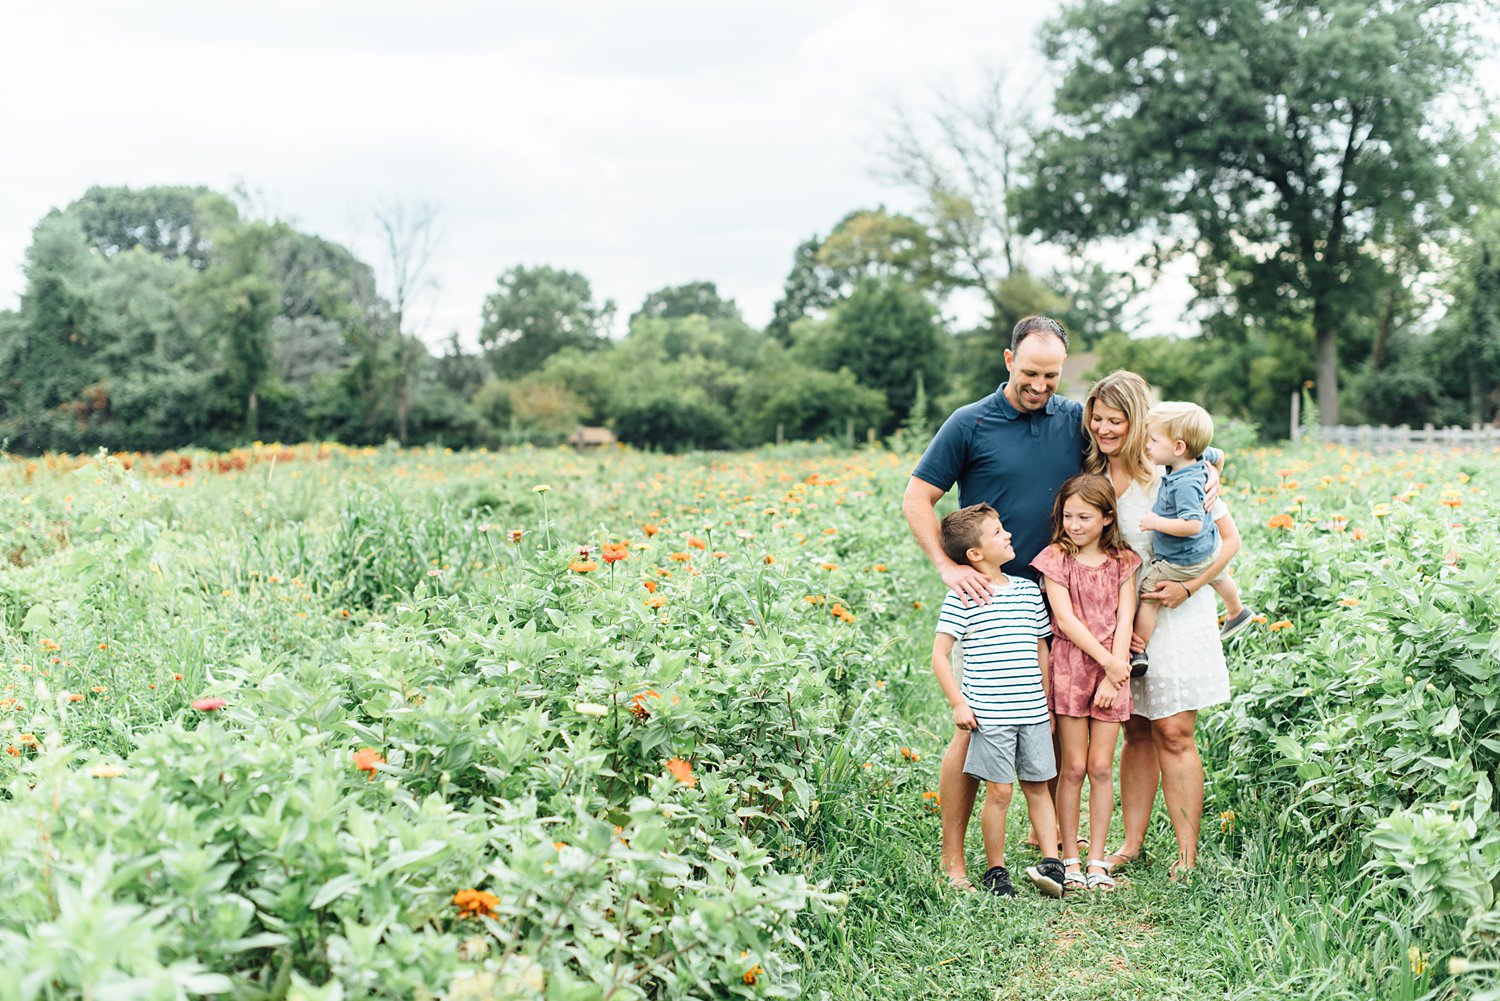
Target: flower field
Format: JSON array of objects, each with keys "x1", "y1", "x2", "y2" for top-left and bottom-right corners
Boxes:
[{"x1": 0, "y1": 441, "x2": 1495, "y2": 1000}]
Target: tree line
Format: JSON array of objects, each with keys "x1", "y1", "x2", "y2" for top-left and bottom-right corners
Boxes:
[{"x1": 2, "y1": 0, "x2": 1497, "y2": 455}]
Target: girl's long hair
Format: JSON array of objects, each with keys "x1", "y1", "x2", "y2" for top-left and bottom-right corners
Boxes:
[
  {"x1": 1083, "y1": 369, "x2": 1155, "y2": 486},
  {"x1": 1049, "y1": 473, "x2": 1131, "y2": 557}
]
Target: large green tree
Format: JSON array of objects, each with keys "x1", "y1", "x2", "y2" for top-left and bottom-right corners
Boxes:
[
  {"x1": 630, "y1": 281, "x2": 741, "y2": 324},
  {"x1": 794, "y1": 277, "x2": 949, "y2": 434},
  {"x1": 479, "y1": 265, "x2": 614, "y2": 378},
  {"x1": 1025, "y1": 0, "x2": 1495, "y2": 425},
  {"x1": 768, "y1": 208, "x2": 943, "y2": 340}
]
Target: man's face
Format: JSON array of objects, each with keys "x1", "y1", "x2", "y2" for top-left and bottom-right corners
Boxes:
[{"x1": 1003, "y1": 334, "x2": 1067, "y2": 413}]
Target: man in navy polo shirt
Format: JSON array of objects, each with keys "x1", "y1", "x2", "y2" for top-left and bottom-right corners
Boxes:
[{"x1": 903, "y1": 315, "x2": 1079, "y2": 890}]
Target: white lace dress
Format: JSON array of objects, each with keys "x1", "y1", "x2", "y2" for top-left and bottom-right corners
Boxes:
[{"x1": 1117, "y1": 480, "x2": 1231, "y2": 720}]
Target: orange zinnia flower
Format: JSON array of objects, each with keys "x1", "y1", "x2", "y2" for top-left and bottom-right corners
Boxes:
[
  {"x1": 642, "y1": 523, "x2": 660, "y2": 536},
  {"x1": 353, "y1": 748, "x2": 385, "y2": 774},
  {"x1": 64, "y1": 692, "x2": 85, "y2": 702},
  {"x1": 629, "y1": 690, "x2": 660, "y2": 719},
  {"x1": 665, "y1": 757, "x2": 696, "y2": 786},
  {"x1": 687, "y1": 537, "x2": 707, "y2": 551},
  {"x1": 669, "y1": 552, "x2": 691, "y2": 562},
  {"x1": 1268, "y1": 619, "x2": 1293, "y2": 632},
  {"x1": 453, "y1": 888, "x2": 499, "y2": 920},
  {"x1": 762, "y1": 554, "x2": 776, "y2": 565},
  {"x1": 1266, "y1": 513, "x2": 1295, "y2": 530},
  {"x1": 569, "y1": 560, "x2": 598, "y2": 573},
  {"x1": 645, "y1": 595, "x2": 666, "y2": 609}
]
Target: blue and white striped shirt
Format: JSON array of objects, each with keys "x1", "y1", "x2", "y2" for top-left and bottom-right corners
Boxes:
[{"x1": 937, "y1": 577, "x2": 1051, "y2": 726}]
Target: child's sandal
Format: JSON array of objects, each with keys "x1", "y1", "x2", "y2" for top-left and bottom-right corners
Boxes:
[
  {"x1": 1085, "y1": 859, "x2": 1117, "y2": 892},
  {"x1": 1061, "y1": 858, "x2": 1087, "y2": 892}
]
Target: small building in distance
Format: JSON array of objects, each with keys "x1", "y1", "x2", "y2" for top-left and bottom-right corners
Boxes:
[
  {"x1": 569, "y1": 426, "x2": 618, "y2": 450},
  {"x1": 1059, "y1": 350, "x2": 1098, "y2": 401}
]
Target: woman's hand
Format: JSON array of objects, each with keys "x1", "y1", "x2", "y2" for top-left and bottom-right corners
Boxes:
[{"x1": 1140, "y1": 580, "x2": 1191, "y2": 609}]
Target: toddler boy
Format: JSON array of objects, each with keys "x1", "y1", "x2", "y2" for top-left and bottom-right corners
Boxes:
[
  {"x1": 1131, "y1": 402, "x2": 1252, "y2": 673},
  {"x1": 931, "y1": 503, "x2": 1064, "y2": 898}
]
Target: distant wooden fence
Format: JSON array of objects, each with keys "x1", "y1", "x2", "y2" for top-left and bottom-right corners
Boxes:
[{"x1": 1307, "y1": 424, "x2": 1500, "y2": 452}]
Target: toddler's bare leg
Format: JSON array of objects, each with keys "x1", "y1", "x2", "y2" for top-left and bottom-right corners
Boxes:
[
  {"x1": 1211, "y1": 576, "x2": 1244, "y2": 617},
  {"x1": 1134, "y1": 598, "x2": 1159, "y2": 647}
]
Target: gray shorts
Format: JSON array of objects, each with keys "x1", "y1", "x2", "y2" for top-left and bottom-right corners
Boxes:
[
  {"x1": 1140, "y1": 539, "x2": 1224, "y2": 592},
  {"x1": 963, "y1": 721, "x2": 1056, "y2": 785}
]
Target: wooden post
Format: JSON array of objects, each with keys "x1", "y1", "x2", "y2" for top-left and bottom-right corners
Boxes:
[
  {"x1": 776, "y1": 423, "x2": 784, "y2": 447},
  {"x1": 846, "y1": 418, "x2": 854, "y2": 448},
  {"x1": 1289, "y1": 390, "x2": 1301, "y2": 443},
  {"x1": 867, "y1": 427, "x2": 876, "y2": 447}
]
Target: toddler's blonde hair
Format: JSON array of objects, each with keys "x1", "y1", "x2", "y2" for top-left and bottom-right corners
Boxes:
[{"x1": 1147, "y1": 401, "x2": 1214, "y2": 459}]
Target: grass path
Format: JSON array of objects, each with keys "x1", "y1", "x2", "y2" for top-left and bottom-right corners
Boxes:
[{"x1": 798, "y1": 659, "x2": 1427, "y2": 1000}]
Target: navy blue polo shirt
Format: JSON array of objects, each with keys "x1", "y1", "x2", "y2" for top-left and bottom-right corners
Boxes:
[{"x1": 912, "y1": 384, "x2": 1085, "y2": 577}]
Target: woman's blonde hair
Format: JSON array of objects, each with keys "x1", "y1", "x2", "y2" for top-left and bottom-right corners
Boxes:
[
  {"x1": 1083, "y1": 369, "x2": 1155, "y2": 486},
  {"x1": 1048, "y1": 474, "x2": 1131, "y2": 557}
]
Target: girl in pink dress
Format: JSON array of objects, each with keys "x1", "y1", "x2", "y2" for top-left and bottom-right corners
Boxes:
[{"x1": 1030, "y1": 474, "x2": 1141, "y2": 892}]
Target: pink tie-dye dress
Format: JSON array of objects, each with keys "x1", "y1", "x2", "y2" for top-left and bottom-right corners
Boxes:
[{"x1": 1029, "y1": 544, "x2": 1142, "y2": 722}]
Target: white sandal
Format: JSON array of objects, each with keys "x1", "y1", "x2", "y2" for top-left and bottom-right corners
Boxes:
[
  {"x1": 1061, "y1": 857, "x2": 1087, "y2": 892},
  {"x1": 1086, "y1": 858, "x2": 1117, "y2": 892}
]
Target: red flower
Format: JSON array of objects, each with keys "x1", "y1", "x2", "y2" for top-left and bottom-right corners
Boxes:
[{"x1": 191, "y1": 697, "x2": 226, "y2": 712}]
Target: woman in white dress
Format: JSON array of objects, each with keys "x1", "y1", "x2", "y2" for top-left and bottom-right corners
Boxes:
[{"x1": 1082, "y1": 370, "x2": 1239, "y2": 879}]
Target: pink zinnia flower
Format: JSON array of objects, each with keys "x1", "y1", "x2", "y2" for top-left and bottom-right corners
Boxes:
[{"x1": 192, "y1": 697, "x2": 227, "y2": 712}]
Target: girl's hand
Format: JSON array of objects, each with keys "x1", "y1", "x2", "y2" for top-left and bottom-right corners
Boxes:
[
  {"x1": 953, "y1": 702, "x2": 978, "y2": 731},
  {"x1": 1103, "y1": 655, "x2": 1131, "y2": 687},
  {"x1": 1094, "y1": 680, "x2": 1117, "y2": 711}
]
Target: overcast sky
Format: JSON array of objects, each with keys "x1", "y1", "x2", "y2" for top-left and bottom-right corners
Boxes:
[
  {"x1": 2, "y1": 1, "x2": 1070, "y2": 346},
  {"x1": 4, "y1": 3, "x2": 1495, "y2": 349}
]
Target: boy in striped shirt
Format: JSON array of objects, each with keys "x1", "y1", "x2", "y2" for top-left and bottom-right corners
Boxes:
[{"x1": 932, "y1": 503, "x2": 1064, "y2": 898}]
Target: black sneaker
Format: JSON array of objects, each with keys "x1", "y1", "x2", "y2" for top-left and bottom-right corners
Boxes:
[
  {"x1": 1130, "y1": 651, "x2": 1149, "y2": 678},
  {"x1": 1220, "y1": 607, "x2": 1255, "y2": 640},
  {"x1": 980, "y1": 865, "x2": 1016, "y2": 897},
  {"x1": 1025, "y1": 857, "x2": 1065, "y2": 898}
]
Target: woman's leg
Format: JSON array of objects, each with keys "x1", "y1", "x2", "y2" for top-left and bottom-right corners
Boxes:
[
  {"x1": 1053, "y1": 716, "x2": 1090, "y2": 877},
  {"x1": 1151, "y1": 710, "x2": 1202, "y2": 872},
  {"x1": 1083, "y1": 719, "x2": 1122, "y2": 865},
  {"x1": 1108, "y1": 714, "x2": 1158, "y2": 865}
]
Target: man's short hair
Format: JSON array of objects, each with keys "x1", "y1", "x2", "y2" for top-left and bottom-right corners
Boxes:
[
  {"x1": 1147, "y1": 401, "x2": 1214, "y2": 458},
  {"x1": 1010, "y1": 316, "x2": 1069, "y2": 352},
  {"x1": 940, "y1": 503, "x2": 998, "y2": 567}
]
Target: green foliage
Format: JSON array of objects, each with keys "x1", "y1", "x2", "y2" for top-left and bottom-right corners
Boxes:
[
  {"x1": 479, "y1": 265, "x2": 614, "y2": 378},
  {"x1": 609, "y1": 386, "x2": 732, "y2": 452},
  {"x1": 795, "y1": 278, "x2": 948, "y2": 435},
  {"x1": 738, "y1": 364, "x2": 888, "y2": 444},
  {"x1": 630, "y1": 281, "x2": 741, "y2": 324},
  {"x1": 1027, "y1": 0, "x2": 1496, "y2": 425}
]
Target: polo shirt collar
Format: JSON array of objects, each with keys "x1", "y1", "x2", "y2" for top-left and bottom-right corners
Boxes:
[{"x1": 995, "y1": 383, "x2": 1064, "y2": 420}]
